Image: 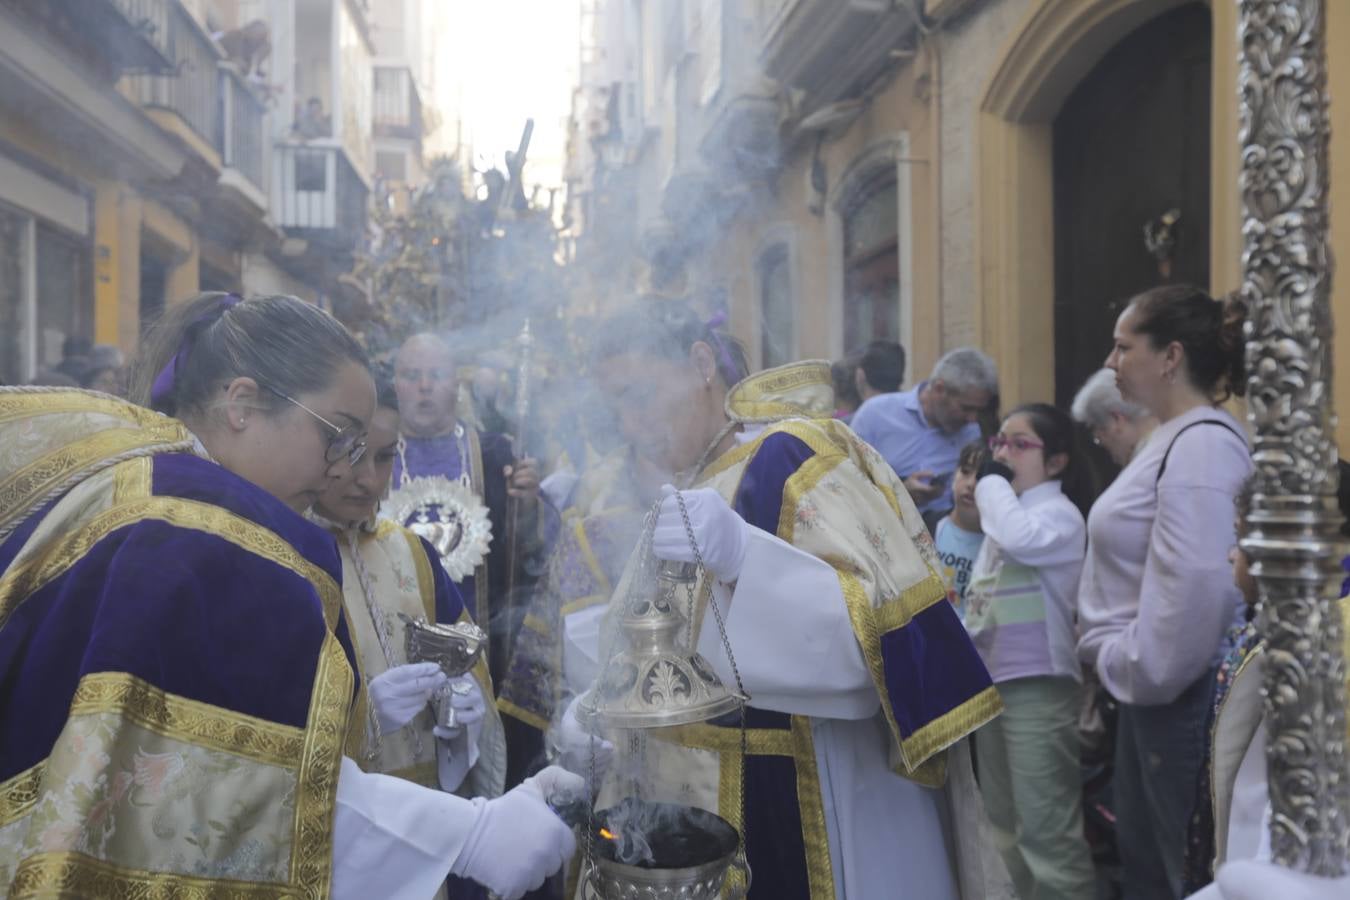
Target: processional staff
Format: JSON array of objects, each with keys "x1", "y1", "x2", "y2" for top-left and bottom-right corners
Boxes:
[
  {"x1": 1237, "y1": 0, "x2": 1350, "y2": 874},
  {"x1": 504, "y1": 317, "x2": 534, "y2": 666}
]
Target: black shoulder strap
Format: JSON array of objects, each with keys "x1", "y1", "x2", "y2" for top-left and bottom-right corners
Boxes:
[{"x1": 1155, "y1": 419, "x2": 1244, "y2": 485}]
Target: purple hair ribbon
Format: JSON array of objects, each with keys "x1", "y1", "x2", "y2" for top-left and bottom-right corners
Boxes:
[
  {"x1": 150, "y1": 294, "x2": 241, "y2": 406},
  {"x1": 703, "y1": 310, "x2": 740, "y2": 381}
]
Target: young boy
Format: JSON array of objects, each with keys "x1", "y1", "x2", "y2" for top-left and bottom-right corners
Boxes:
[{"x1": 933, "y1": 439, "x2": 987, "y2": 621}]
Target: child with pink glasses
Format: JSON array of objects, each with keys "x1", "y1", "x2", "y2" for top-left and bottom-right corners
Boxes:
[{"x1": 965, "y1": 403, "x2": 1096, "y2": 900}]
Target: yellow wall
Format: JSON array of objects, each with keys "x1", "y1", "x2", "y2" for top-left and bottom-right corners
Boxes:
[
  {"x1": 0, "y1": 119, "x2": 206, "y2": 360},
  {"x1": 721, "y1": 56, "x2": 937, "y2": 384}
]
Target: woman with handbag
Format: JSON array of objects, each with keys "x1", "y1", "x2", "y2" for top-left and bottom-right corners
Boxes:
[{"x1": 1077, "y1": 286, "x2": 1253, "y2": 900}]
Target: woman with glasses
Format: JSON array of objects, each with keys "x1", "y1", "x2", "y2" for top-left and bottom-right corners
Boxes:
[
  {"x1": 964, "y1": 403, "x2": 1096, "y2": 900},
  {"x1": 1078, "y1": 286, "x2": 1252, "y2": 900},
  {"x1": 0, "y1": 293, "x2": 578, "y2": 900}
]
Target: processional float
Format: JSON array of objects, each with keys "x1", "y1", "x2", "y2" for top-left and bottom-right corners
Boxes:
[{"x1": 1238, "y1": 0, "x2": 1349, "y2": 875}]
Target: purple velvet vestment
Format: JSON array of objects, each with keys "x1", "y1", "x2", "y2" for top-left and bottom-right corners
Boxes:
[{"x1": 0, "y1": 450, "x2": 359, "y2": 895}]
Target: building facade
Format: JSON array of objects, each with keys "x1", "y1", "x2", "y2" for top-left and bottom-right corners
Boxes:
[
  {"x1": 0, "y1": 0, "x2": 438, "y2": 383},
  {"x1": 563, "y1": 0, "x2": 1350, "y2": 447}
]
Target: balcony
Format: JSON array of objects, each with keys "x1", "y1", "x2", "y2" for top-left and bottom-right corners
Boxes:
[
  {"x1": 217, "y1": 64, "x2": 265, "y2": 193},
  {"x1": 124, "y1": 0, "x2": 223, "y2": 162},
  {"x1": 272, "y1": 142, "x2": 369, "y2": 254},
  {"x1": 373, "y1": 65, "x2": 423, "y2": 142},
  {"x1": 760, "y1": 0, "x2": 916, "y2": 108},
  {"x1": 8, "y1": 0, "x2": 174, "y2": 79}
]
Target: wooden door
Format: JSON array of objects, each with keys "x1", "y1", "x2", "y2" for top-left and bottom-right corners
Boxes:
[{"x1": 1052, "y1": 3, "x2": 1212, "y2": 409}]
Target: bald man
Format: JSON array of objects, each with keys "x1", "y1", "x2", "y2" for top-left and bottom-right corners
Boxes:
[{"x1": 391, "y1": 333, "x2": 557, "y2": 792}]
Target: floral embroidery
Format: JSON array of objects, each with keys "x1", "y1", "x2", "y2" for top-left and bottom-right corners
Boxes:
[
  {"x1": 794, "y1": 499, "x2": 821, "y2": 531},
  {"x1": 132, "y1": 750, "x2": 186, "y2": 802},
  {"x1": 912, "y1": 529, "x2": 941, "y2": 575},
  {"x1": 860, "y1": 523, "x2": 893, "y2": 564},
  {"x1": 18, "y1": 713, "x2": 295, "y2": 883}
]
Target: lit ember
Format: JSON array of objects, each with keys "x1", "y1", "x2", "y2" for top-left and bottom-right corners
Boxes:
[{"x1": 599, "y1": 828, "x2": 617, "y2": 841}]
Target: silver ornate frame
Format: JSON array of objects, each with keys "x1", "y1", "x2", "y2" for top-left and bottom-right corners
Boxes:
[{"x1": 1238, "y1": 0, "x2": 1349, "y2": 874}]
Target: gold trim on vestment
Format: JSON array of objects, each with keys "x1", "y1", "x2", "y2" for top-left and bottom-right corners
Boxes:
[
  {"x1": 0, "y1": 426, "x2": 184, "y2": 538},
  {"x1": 835, "y1": 570, "x2": 1002, "y2": 785},
  {"x1": 656, "y1": 716, "x2": 836, "y2": 899},
  {"x1": 572, "y1": 519, "x2": 612, "y2": 595},
  {"x1": 68, "y1": 673, "x2": 306, "y2": 767},
  {"x1": 718, "y1": 737, "x2": 747, "y2": 898},
  {"x1": 5, "y1": 639, "x2": 351, "y2": 897},
  {"x1": 791, "y1": 717, "x2": 836, "y2": 900},
  {"x1": 7, "y1": 851, "x2": 297, "y2": 898},
  {"x1": 873, "y1": 575, "x2": 950, "y2": 633},
  {"x1": 724, "y1": 362, "x2": 836, "y2": 424},
  {"x1": 0, "y1": 390, "x2": 172, "y2": 428},
  {"x1": 497, "y1": 698, "x2": 550, "y2": 732},
  {"x1": 655, "y1": 722, "x2": 795, "y2": 756},
  {"x1": 0, "y1": 495, "x2": 344, "y2": 632},
  {"x1": 290, "y1": 632, "x2": 351, "y2": 895},
  {"x1": 777, "y1": 452, "x2": 845, "y2": 540},
  {"x1": 0, "y1": 762, "x2": 43, "y2": 828},
  {"x1": 112, "y1": 456, "x2": 151, "y2": 506},
  {"x1": 1207, "y1": 637, "x2": 1265, "y2": 875},
  {"x1": 402, "y1": 526, "x2": 440, "y2": 623}
]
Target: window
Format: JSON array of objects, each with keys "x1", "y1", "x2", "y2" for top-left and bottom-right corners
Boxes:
[
  {"x1": 0, "y1": 203, "x2": 91, "y2": 383},
  {"x1": 842, "y1": 172, "x2": 899, "y2": 351},
  {"x1": 758, "y1": 244, "x2": 792, "y2": 369}
]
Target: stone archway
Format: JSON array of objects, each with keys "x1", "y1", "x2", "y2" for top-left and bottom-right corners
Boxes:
[{"x1": 974, "y1": 0, "x2": 1240, "y2": 406}]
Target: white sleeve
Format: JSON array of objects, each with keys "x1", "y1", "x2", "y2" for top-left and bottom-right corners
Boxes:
[
  {"x1": 562, "y1": 603, "x2": 607, "y2": 697},
  {"x1": 331, "y1": 755, "x2": 483, "y2": 900},
  {"x1": 974, "y1": 477, "x2": 1084, "y2": 567},
  {"x1": 695, "y1": 526, "x2": 878, "y2": 719}
]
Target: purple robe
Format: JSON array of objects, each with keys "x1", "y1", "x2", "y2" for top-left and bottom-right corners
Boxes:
[{"x1": 0, "y1": 447, "x2": 357, "y2": 895}]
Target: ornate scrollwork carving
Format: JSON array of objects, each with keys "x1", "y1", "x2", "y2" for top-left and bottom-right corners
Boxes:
[{"x1": 1238, "y1": 0, "x2": 1349, "y2": 874}]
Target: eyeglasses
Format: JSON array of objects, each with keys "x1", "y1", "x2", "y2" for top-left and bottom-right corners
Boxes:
[
  {"x1": 988, "y1": 434, "x2": 1045, "y2": 453},
  {"x1": 266, "y1": 386, "x2": 368, "y2": 466}
]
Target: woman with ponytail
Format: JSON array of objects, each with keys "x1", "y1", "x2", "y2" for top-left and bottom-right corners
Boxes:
[
  {"x1": 0, "y1": 293, "x2": 578, "y2": 899},
  {"x1": 1078, "y1": 286, "x2": 1254, "y2": 899}
]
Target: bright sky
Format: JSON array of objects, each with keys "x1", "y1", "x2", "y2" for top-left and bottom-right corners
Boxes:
[{"x1": 428, "y1": 0, "x2": 581, "y2": 201}]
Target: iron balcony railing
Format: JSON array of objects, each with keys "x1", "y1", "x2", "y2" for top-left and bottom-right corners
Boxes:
[
  {"x1": 125, "y1": 0, "x2": 221, "y2": 151},
  {"x1": 217, "y1": 65, "x2": 265, "y2": 191},
  {"x1": 109, "y1": 0, "x2": 171, "y2": 60}
]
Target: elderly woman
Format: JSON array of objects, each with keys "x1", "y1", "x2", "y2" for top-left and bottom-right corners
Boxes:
[
  {"x1": 1078, "y1": 286, "x2": 1253, "y2": 900},
  {"x1": 1070, "y1": 368, "x2": 1159, "y2": 466}
]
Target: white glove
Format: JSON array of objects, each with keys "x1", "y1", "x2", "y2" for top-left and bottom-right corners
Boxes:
[
  {"x1": 368, "y1": 662, "x2": 446, "y2": 734},
  {"x1": 554, "y1": 695, "x2": 614, "y2": 780},
  {"x1": 432, "y1": 675, "x2": 486, "y2": 740},
  {"x1": 652, "y1": 484, "x2": 751, "y2": 583},
  {"x1": 1208, "y1": 859, "x2": 1350, "y2": 900},
  {"x1": 529, "y1": 764, "x2": 587, "y2": 804},
  {"x1": 450, "y1": 766, "x2": 580, "y2": 900}
]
